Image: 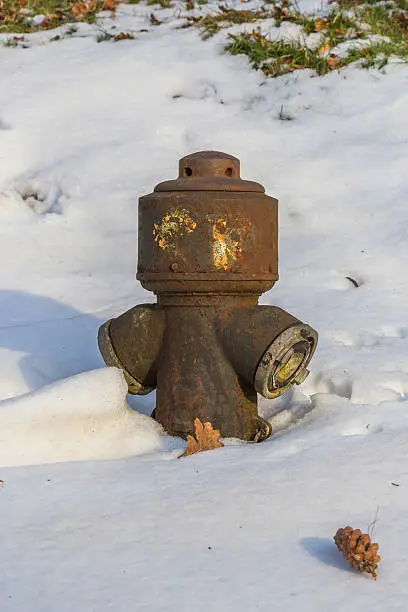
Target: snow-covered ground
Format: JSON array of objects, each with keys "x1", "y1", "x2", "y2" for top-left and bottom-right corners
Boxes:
[{"x1": 1, "y1": 1, "x2": 408, "y2": 609}]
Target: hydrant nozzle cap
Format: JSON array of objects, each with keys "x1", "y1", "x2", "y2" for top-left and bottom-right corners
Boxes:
[{"x1": 154, "y1": 150, "x2": 265, "y2": 193}]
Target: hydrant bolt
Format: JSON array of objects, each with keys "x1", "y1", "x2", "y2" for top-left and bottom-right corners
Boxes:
[{"x1": 98, "y1": 151, "x2": 318, "y2": 442}]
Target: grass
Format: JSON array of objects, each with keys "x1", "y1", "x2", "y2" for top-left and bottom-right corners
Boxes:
[
  {"x1": 0, "y1": 0, "x2": 148, "y2": 34},
  {"x1": 180, "y1": 5, "x2": 275, "y2": 40},
  {"x1": 0, "y1": 0, "x2": 141, "y2": 43},
  {"x1": 95, "y1": 27, "x2": 114, "y2": 40},
  {"x1": 1, "y1": 0, "x2": 407, "y2": 75},
  {"x1": 221, "y1": 0, "x2": 408, "y2": 77},
  {"x1": 345, "y1": 38, "x2": 408, "y2": 68},
  {"x1": 0, "y1": 0, "x2": 119, "y2": 34},
  {"x1": 277, "y1": 104, "x2": 294, "y2": 120},
  {"x1": 179, "y1": 0, "x2": 407, "y2": 75},
  {"x1": 146, "y1": 0, "x2": 172, "y2": 8},
  {"x1": 226, "y1": 31, "x2": 332, "y2": 77},
  {"x1": 362, "y1": 2, "x2": 408, "y2": 42}
]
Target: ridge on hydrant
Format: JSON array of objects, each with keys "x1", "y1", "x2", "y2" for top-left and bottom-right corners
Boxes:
[{"x1": 98, "y1": 151, "x2": 318, "y2": 442}]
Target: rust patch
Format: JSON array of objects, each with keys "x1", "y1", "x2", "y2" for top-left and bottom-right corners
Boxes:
[{"x1": 153, "y1": 208, "x2": 197, "y2": 251}]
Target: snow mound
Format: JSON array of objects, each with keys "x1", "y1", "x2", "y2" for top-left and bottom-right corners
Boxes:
[{"x1": 0, "y1": 367, "x2": 165, "y2": 468}]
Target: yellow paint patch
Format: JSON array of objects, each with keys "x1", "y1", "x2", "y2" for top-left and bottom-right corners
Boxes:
[
  {"x1": 209, "y1": 216, "x2": 252, "y2": 270},
  {"x1": 211, "y1": 218, "x2": 241, "y2": 271},
  {"x1": 153, "y1": 209, "x2": 197, "y2": 251}
]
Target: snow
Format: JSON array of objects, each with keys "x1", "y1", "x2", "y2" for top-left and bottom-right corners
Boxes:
[
  {"x1": 1, "y1": 0, "x2": 408, "y2": 609},
  {"x1": 0, "y1": 367, "x2": 166, "y2": 467}
]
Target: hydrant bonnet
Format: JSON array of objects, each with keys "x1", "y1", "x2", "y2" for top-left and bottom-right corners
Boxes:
[{"x1": 136, "y1": 150, "x2": 279, "y2": 296}]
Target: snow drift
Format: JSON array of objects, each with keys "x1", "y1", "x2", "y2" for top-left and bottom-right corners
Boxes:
[{"x1": 0, "y1": 367, "x2": 165, "y2": 467}]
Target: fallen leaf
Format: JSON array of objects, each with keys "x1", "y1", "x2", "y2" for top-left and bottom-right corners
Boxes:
[
  {"x1": 40, "y1": 16, "x2": 59, "y2": 29},
  {"x1": 181, "y1": 417, "x2": 224, "y2": 457},
  {"x1": 315, "y1": 17, "x2": 329, "y2": 31},
  {"x1": 327, "y1": 54, "x2": 342, "y2": 69},
  {"x1": 114, "y1": 31, "x2": 135, "y2": 41},
  {"x1": 395, "y1": 11, "x2": 408, "y2": 28},
  {"x1": 103, "y1": 0, "x2": 118, "y2": 10},
  {"x1": 318, "y1": 42, "x2": 331, "y2": 56},
  {"x1": 150, "y1": 12, "x2": 161, "y2": 25},
  {"x1": 71, "y1": 0, "x2": 96, "y2": 19}
]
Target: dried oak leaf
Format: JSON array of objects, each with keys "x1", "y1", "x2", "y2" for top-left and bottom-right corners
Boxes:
[
  {"x1": 40, "y1": 15, "x2": 59, "y2": 29},
  {"x1": 334, "y1": 526, "x2": 381, "y2": 579},
  {"x1": 181, "y1": 417, "x2": 224, "y2": 457},
  {"x1": 315, "y1": 17, "x2": 329, "y2": 31},
  {"x1": 318, "y1": 42, "x2": 331, "y2": 56},
  {"x1": 395, "y1": 10, "x2": 408, "y2": 29},
  {"x1": 71, "y1": 0, "x2": 96, "y2": 19},
  {"x1": 103, "y1": 0, "x2": 118, "y2": 11},
  {"x1": 114, "y1": 31, "x2": 135, "y2": 41},
  {"x1": 327, "y1": 54, "x2": 342, "y2": 69},
  {"x1": 150, "y1": 12, "x2": 161, "y2": 25}
]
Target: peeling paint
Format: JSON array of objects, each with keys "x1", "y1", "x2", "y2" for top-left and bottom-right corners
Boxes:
[
  {"x1": 153, "y1": 208, "x2": 197, "y2": 251},
  {"x1": 209, "y1": 216, "x2": 252, "y2": 270},
  {"x1": 211, "y1": 218, "x2": 240, "y2": 270}
]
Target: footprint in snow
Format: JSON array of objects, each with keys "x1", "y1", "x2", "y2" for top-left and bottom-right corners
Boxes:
[{"x1": 14, "y1": 178, "x2": 63, "y2": 215}]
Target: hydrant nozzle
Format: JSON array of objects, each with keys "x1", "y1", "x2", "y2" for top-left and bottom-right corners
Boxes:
[{"x1": 98, "y1": 151, "x2": 317, "y2": 442}]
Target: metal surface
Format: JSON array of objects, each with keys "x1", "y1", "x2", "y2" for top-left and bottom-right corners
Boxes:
[
  {"x1": 137, "y1": 151, "x2": 278, "y2": 295},
  {"x1": 98, "y1": 151, "x2": 318, "y2": 441},
  {"x1": 98, "y1": 305, "x2": 164, "y2": 394}
]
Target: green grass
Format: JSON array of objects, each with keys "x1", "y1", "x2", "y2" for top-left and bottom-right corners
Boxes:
[
  {"x1": 222, "y1": 0, "x2": 408, "y2": 77},
  {"x1": 346, "y1": 38, "x2": 408, "y2": 68},
  {"x1": 1, "y1": 0, "x2": 89, "y2": 34},
  {"x1": 146, "y1": 0, "x2": 172, "y2": 8},
  {"x1": 180, "y1": 5, "x2": 274, "y2": 40},
  {"x1": 226, "y1": 32, "x2": 331, "y2": 77},
  {"x1": 178, "y1": 0, "x2": 407, "y2": 75},
  {"x1": 0, "y1": 0, "x2": 124, "y2": 34},
  {"x1": 361, "y1": 2, "x2": 408, "y2": 44},
  {"x1": 96, "y1": 28, "x2": 114, "y2": 41},
  {"x1": 226, "y1": 28, "x2": 407, "y2": 78},
  {"x1": 1, "y1": 0, "x2": 407, "y2": 74}
]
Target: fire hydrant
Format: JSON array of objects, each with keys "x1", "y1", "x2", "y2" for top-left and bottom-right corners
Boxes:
[{"x1": 98, "y1": 151, "x2": 317, "y2": 441}]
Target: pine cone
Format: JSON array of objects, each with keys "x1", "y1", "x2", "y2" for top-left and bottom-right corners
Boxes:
[{"x1": 334, "y1": 526, "x2": 381, "y2": 579}]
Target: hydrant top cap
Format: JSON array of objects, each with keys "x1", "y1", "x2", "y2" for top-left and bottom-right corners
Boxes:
[{"x1": 154, "y1": 150, "x2": 265, "y2": 194}]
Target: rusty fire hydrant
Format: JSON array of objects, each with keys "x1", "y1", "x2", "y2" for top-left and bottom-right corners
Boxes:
[{"x1": 98, "y1": 151, "x2": 317, "y2": 441}]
